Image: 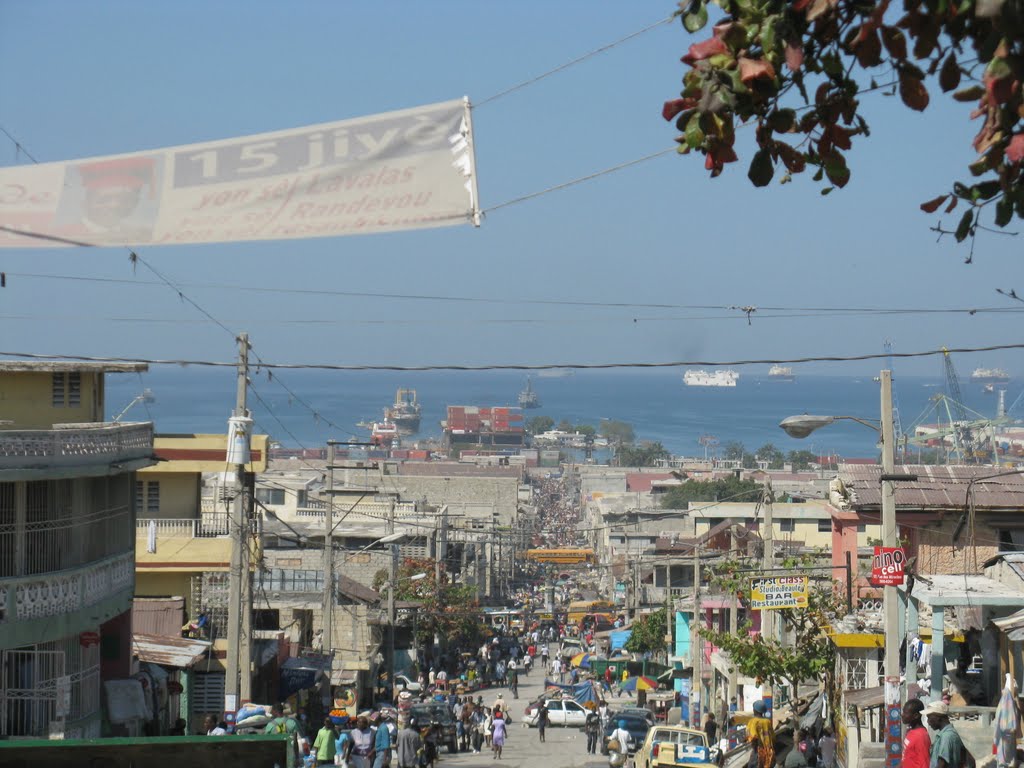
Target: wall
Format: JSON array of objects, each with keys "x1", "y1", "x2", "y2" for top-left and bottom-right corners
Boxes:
[
  {"x1": 135, "y1": 535, "x2": 231, "y2": 571},
  {"x1": 0, "y1": 371, "x2": 103, "y2": 427},
  {"x1": 137, "y1": 472, "x2": 200, "y2": 519},
  {"x1": 388, "y1": 476, "x2": 520, "y2": 526},
  {"x1": 916, "y1": 518, "x2": 1000, "y2": 574}
]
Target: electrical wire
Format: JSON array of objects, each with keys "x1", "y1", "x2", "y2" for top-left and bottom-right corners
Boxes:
[{"x1": 4, "y1": 342, "x2": 1024, "y2": 371}]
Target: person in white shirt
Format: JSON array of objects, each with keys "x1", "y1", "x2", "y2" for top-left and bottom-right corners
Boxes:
[
  {"x1": 205, "y1": 715, "x2": 227, "y2": 736},
  {"x1": 609, "y1": 719, "x2": 632, "y2": 766}
]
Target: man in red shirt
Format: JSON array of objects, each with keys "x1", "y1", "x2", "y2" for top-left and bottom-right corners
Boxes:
[{"x1": 902, "y1": 699, "x2": 931, "y2": 768}]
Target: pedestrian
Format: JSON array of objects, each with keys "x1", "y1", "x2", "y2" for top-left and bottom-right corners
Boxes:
[
  {"x1": 348, "y1": 716, "x2": 375, "y2": 768},
  {"x1": 817, "y1": 727, "x2": 838, "y2": 768},
  {"x1": 313, "y1": 717, "x2": 338, "y2": 767},
  {"x1": 491, "y1": 710, "x2": 508, "y2": 760},
  {"x1": 747, "y1": 701, "x2": 775, "y2": 768},
  {"x1": 900, "y1": 701, "x2": 929, "y2": 768},
  {"x1": 484, "y1": 707, "x2": 494, "y2": 748},
  {"x1": 471, "y1": 704, "x2": 485, "y2": 753},
  {"x1": 924, "y1": 702, "x2": 976, "y2": 768},
  {"x1": 372, "y1": 712, "x2": 392, "y2": 768},
  {"x1": 396, "y1": 717, "x2": 422, "y2": 768},
  {"x1": 704, "y1": 712, "x2": 719, "y2": 747},
  {"x1": 170, "y1": 717, "x2": 187, "y2": 735},
  {"x1": 537, "y1": 703, "x2": 549, "y2": 743},
  {"x1": 585, "y1": 708, "x2": 601, "y2": 754},
  {"x1": 508, "y1": 664, "x2": 519, "y2": 699},
  {"x1": 784, "y1": 730, "x2": 809, "y2": 768},
  {"x1": 609, "y1": 719, "x2": 632, "y2": 767},
  {"x1": 204, "y1": 714, "x2": 227, "y2": 735}
]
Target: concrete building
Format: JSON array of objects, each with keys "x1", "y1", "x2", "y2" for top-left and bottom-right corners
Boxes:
[{"x1": 0, "y1": 361, "x2": 155, "y2": 739}]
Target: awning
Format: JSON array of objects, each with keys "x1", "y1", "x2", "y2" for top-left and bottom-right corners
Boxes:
[
  {"x1": 132, "y1": 633, "x2": 211, "y2": 669},
  {"x1": 331, "y1": 669, "x2": 360, "y2": 686},
  {"x1": 843, "y1": 682, "x2": 924, "y2": 709}
]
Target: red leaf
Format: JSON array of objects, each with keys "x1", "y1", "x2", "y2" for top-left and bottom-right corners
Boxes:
[
  {"x1": 1007, "y1": 134, "x2": 1024, "y2": 164},
  {"x1": 784, "y1": 42, "x2": 804, "y2": 72},
  {"x1": 945, "y1": 196, "x2": 958, "y2": 214},
  {"x1": 682, "y1": 37, "x2": 729, "y2": 66},
  {"x1": 738, "y1": 57, "x2": 777, "y2": 85},
  {"x1": 830, "y1": 125, "x2": 853, "y2": 150},
  {"x1": 662, "y1": 98, "x2": 697, "y2": 121},
  {"x1": 919, "y1": 195, "x2": 949, "y2": 213},
  {"x1": 986, "y1": 74, "x2": 1016, "y2": 105}
]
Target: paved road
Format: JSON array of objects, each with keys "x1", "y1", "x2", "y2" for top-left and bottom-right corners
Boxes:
[{"x1": 438, "y1": 646, "x2": 629, "y2": 768}]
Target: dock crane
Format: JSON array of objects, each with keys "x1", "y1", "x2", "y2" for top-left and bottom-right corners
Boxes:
[
  {"x1": 884, "y1": 340, "x2": 905, "y2": 461},
  {"x1": 941, "y1": 348, "x2": 980, "y2": 462}
]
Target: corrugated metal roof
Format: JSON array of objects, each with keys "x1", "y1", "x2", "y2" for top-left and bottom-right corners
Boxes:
[
  {"x1": 905, "y1": 575, "x2": 1024, "y2": 606},
  {"x1": 837, "y1": 464, "x2": 1024, "y2": 510},
  {"x1": 132, "y1": 597, "x2": 185, "y2": 638},
  {"x1": 132, "y1": 633, "x2": 211, "y2": 668}
]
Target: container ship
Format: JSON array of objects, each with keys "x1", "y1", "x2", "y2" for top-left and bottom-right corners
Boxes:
[
  {"x1": 518, "y1": 377, "x2": 541, "y2": 409},
  {"x1": 971, "y1": 368, "x2": 1010, "y2": 383},
  {"x1": 384, "y1": 388, "x2": 422, "y2": 435},
  {"x1": 683, "y1": 369, "x2": 739, "y2": 387},
  {"x1": 767, "y1": 365, "x2": 795, "y2": 382}
]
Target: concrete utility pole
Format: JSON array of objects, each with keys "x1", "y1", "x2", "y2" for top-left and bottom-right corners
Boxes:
[
  {"x1": 324, "y1": 441, "x2": 336, "y2": 658},
  {"x1": 387, "y1": 498, "x2": 397, "y2": 696},
  {"x1": 881, "y1": 370, "x2": 903, "y2": 768},
  {"x1": 728, "y1": 525, "x2": 739, "y2": 709},
  {"x1": 692, "y1": 544, "x2": 702, "y2": 723},
  {"x1": 761, "y1": 477, "x2": 774, "y2": 715},
  {"x1": 226, "y1": 332, "x2": 250, "y2": 711}
]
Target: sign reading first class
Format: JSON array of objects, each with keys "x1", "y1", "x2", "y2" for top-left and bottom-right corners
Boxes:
[{"x1": 749, "y1": 576, "x2": 809, "y2": 610}]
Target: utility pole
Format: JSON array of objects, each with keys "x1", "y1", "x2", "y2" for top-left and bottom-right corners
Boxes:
[
  {"x1": 324, "y1": 441, "x2": 336, "y2": 658},
  {"x1": 226, "y1": 333, "x2": 250, "y2": 713},
  {"x1": 387, "y1": 498, "x2": 397, "y2": 696},
  {"x1": 692, "y1": 544, "x2": 702, "y2": 725},
  {"x1": 761, "y1": 477, "x2": 774, "y2": 716},
  {"x1": 728, "y1": 525, "x2": 739, "y2": 710},
  {"x1": 881, "y1": 370, "x2": 903, "y2": 768}
]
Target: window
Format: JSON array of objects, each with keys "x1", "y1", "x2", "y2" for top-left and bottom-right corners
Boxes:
[
  {"x1": 136, "y1": 481, "x2": 159, "y2": 515},
  {"x1": 256, "y1": 488, "x2": 286, "y2": 505},
  {"x1": 857, "y1": 524, "x2": 866, "y2": 533},
  {"x1": 817, "y1": 520, "x2": 832, "y2": 533},
  {"x1": 52, "y1": 374, "x2": 65, "y2": 407},
  {"x1": 50, "y1": 372, "x2": 81, "y2": 407},
  {"x1": 779, "y1": 519, "x2": 795, "y2": 533}
]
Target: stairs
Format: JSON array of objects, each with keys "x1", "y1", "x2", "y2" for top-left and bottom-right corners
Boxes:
[{"x1": 858, "y1": 741, "x2": 885, "y2": 768}]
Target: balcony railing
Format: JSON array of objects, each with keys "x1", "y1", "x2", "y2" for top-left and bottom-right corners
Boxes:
[
  {"x1": 137, "y1": 514, "x2": 231, "y2": 538},
  {"x1": 0, "y1": 422, "x2": 153, "y2": 470},
  {"x1": 295, "y1": 501, "x2": 418, "y2": 519}
]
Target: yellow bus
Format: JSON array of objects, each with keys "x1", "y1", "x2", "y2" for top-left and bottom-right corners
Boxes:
[
  {"x1": 567, "y1": 599, "x2": 616, "y2": 625},
  {"x1": 525, "y1": 548, "x2": 595, "y2": 565}
]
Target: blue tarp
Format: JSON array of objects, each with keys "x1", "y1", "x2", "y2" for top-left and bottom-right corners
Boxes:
[
  {"x1": 543, "y1": 679, "x2": 598, "y2": 706},
  {"x1": 610, "y1": 629, "x2": 631, "y2": 650}
]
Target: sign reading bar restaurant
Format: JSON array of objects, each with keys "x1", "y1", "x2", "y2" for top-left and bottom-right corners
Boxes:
[
  {"x1": 0, "y1": 98, "x2": 479, "y2": 249},
  {"x1": 870, "y1": 546, "x2": 906, "y2": 586},
  {"x1": 749, "y1": 576, "x2": 809, "y2": 610}
]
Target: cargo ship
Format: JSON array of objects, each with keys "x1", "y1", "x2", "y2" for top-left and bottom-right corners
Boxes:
[
  {"x1": 384, "y1": 388, "x2": 422, "y2": 435},
  {"x1": 767, "y1": 365, "x2": 795, "y2": 382},
  {"x1": 971, "y1": 368, "x2": 1010, "y2": 383},
  {"x1": 518, "y1": 377, "x2": 541, "y2": 409},
  {"x1": 683, "y1": 369, "x2": 739, "y2": 387}
]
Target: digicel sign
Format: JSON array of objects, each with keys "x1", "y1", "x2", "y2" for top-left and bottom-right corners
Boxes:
[{"x1": 871, "y1": 547, "x2": 906, "y2": 586}]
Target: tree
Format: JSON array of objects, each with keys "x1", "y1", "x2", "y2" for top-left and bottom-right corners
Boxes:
[
  {"x1": 756, "y1": 442, "x2": 786, "y2": 469},
  {"x1": 617, "y1": 441, "x2": 671, "y2": 467},
  {"x1": 575, "y1": 423, "x2": 597, "y2": 437},
  {"x1": 624, "y1": 607, "x2": 668, "y2": 654},
  {"x1": 663, "y1": 0, "x2": 1024, "y2": 256},
  {"x1": 557, "y1": 419, "x2": 576, "y2": 433},
  {"x1": 526, "y1": 415, "x2": 554, "y2": 435},
  {"x1": 702, "y1": 555, "x2": 842, "y2": 701},
  {"x1": 600, "y1": 419, "x2": 636, "y2": 444},
  {"x1": 723, "y1": 440, "x2": 746, "y2": 461},
  {"x1": 787, "y1": 449, "x2": 817, "y2": 470},
  {"x1": 660, "y1": 476, "x2": 763, "y2": 507}
]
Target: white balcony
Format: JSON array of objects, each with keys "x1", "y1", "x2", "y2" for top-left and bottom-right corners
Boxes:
[
  {"x1": 0, "y1": 422, "x2": 154, "y2": 471},
  {"x1": 136, "y1": 514, "x2": 231, "y2": 538}
]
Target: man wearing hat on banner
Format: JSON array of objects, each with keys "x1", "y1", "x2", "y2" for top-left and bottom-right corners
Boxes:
[
  {"x1": 923, "y1": 702, "x2": 976, "y2": 768},
  {"x1": 60, "y1": 156, "x2": 159, "y2": 242}
]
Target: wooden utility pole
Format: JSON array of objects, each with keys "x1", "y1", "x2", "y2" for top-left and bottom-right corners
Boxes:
[
  {"x1": 324, "y1": 442, "x2": 336, "y2": 657},
  {"x1": 226, "y1": 333, "x2": 250, "y2": 711}
]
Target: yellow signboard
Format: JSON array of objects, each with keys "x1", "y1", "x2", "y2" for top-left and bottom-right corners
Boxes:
[{"x1": 749, "y1": 576, "x2": 809, "y2": 610}]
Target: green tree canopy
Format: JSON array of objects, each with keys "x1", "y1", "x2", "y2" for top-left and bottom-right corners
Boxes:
[
  {"x1": 660, "y1": 476, "x2": 763, "y2": 507},
  {"x1": 624, "y1": 607, "x2": 668, "y2": 654},
  {"x1": 526, "y1": 415, "x2": 555, "y2": 435},
  {"x1": 601, "y1": 419, "x2": 636, "y2": 444},
  {"x1": 663, "y1": 0, "x2": 1024, "y2": 255},
  {"x1": 557, "y1": 419, "x2": 576, "y2": 432},
  {"x1": 723, "y1": 440, "x2": 746, "y2": 460},
  {"x1": 575, "y1": 423, "x2": 597, "y2": 436},
  {"x1": 756, "y1": 442, "x2": 786, "y2": 469},
  {"x1": 787, "y1": 449, "x2": 817, "y2": 470},
  {"x1": 618, "y1": 441, "x2": 671, "y2": 467}
]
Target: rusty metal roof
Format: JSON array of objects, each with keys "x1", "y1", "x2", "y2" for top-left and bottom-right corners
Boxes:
[
  {"x1": 132, "y1": 633, "x2": 211, "y2": 668},
  {"x1": 837, "y1": 464, "x2": 1024, "y2": 510}
]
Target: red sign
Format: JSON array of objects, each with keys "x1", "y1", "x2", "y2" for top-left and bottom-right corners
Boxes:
[
  {"x1": 871, "y1": 547, "x2": 906, "y2": 586},
  {"x1": 79, "y1": 631, "x2": 100, "y2": 648}
]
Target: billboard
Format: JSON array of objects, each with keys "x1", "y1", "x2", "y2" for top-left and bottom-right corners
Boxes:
[
  {"x1": 0, "y1": 98, "x2": 479, "y2": 248},
  {"x1": 870, "y1": 546, "x2": 906, "y2": 586},
  {"x1": 749, "y1": 576, "x2": 809, "y2": 610}
]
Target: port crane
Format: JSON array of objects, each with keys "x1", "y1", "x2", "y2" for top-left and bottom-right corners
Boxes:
[{"x1": 698, "y1": 434, "x2": 718, "y2": 461}]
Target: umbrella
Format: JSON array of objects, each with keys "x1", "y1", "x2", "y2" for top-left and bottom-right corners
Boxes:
[
  {"x1": 571, "y1": 652, "x2": 593, "y2": 669},
  {"x1": 994, "y1": 673, "x2": 1020, "y2": 768},
  {"x1": 620, "y1": 675, "x2": 658, "y2": 693}
]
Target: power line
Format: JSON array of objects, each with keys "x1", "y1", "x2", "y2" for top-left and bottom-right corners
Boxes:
[{"x1": 3, "y1": 342, "x2": 1024, "y2": 371}]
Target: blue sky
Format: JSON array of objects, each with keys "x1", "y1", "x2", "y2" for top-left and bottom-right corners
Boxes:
[{"x1": 1, "y1": 1, "x2": 1022, "y2": 377}]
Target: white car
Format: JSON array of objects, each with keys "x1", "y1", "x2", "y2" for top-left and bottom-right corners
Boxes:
[
  {"x1": 394, "y1": 674, "x2": 422, "y2": 693},
  {"x1": 523, "y1": 698, "x2": 589, "y2": 728}
]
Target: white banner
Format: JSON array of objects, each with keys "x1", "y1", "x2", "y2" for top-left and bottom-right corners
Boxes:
[{"x1": 0, "y1": 98, "x2": 479, "y2": 248}]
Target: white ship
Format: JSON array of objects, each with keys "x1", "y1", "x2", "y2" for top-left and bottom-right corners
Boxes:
[
  {"x1": 971, "y1": 367, "x2": 1010, "y2": 383},
  {"x1": 683, "y1": 369, "x2": 739, "y2": 387},
  {"x1": 768, "y1": 365, "x2": 795, "y2": 382}
]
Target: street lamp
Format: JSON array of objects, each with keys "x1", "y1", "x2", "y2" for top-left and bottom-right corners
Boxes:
[{"x1": 779, "y1": 370, "x2": 904, "y2": 765}]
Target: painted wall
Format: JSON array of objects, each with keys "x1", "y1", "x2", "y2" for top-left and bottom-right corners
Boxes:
[
  {"x1": 135, "y1": 535, "x2": 231, "y2": 570},
  {"x1": 0, "y1": 371, "x2": 103, "y2": 427},
  {"x1": 137, "y1": 472, "x2": 200, "y2": 519}
]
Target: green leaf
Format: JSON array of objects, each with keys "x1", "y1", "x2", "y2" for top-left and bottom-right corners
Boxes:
[
  {"x1": 685, "y1": 112, "x2": 705, "y2": 149},
  {"x1": 683, "y1": 2, "x2": 709, "y2": 32},
  {"x1": 995, "y1": 196, "x2": 1014, "y2": 227},
  {"x1": 821, "y1": 187, "x2": 834, "y2": 195},
  {"x1": 812, "y1": 167, "x2": 824, "y2": 182},
  {"x1": 824, "y1": 153, "x2": 851, "y2": 188},
  {"x1": 748, "y1": 149, "x2": 775, "y2": 187},
  {"x1": 955, "y1": 209, "x2": 974, "y2": 242},
  {"x1": 952, "y1": 85, "x2": 986, "y2": 102},
  {"x1": 767, "y1": 108, "x2": 797, "y2": 133},
  {"x1": 974, "y1": 180, "x2": 1001, "y2": 200}
]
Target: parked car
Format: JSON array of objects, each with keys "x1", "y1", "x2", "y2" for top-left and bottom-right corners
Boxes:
[
  {"x1": 615, "y1": 707, "x2": 657, "y2": 726},
  {"x1": 523, "y1": 698, "x2": 589, "y2": 728},
  {"x1": 393, "y1": 674, "x2": 422, "y2": 693},
  {"x1": 409, "y1": 703, "x2": 458, "y2": 753},
  {"x1": 602, "y1": 715, "x2": 652, "y2": 756},
  {"x1": 634, "y1": 725, "x2": 720, "y2": 768}
]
